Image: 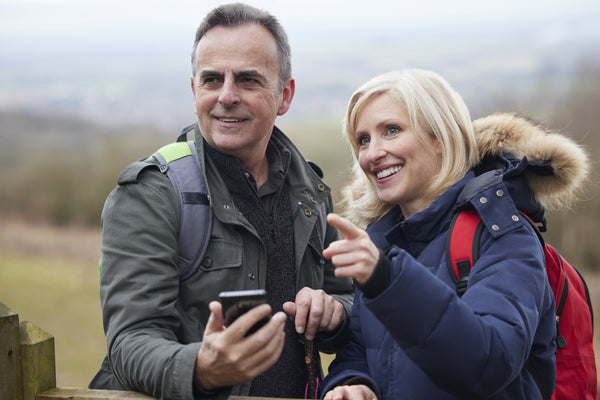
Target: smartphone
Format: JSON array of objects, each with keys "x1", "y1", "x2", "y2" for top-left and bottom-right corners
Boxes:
[{"x1": 218, "y1": 289, "x2": 270, "y2": 335}]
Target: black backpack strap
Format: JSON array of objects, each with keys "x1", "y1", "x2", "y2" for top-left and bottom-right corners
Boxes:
[
  {"x1": 518, "y1": 211, "x2": 570, "y2": 348},
  {"x1": 446, "y1": 208, "x2": 485, "y2": 297},
  {"x1": 573, "y1": 267, "x2": 594, "y2": 329},
  {"x1": 177, "y1": 123, "x2": 197, "y2": 143}
]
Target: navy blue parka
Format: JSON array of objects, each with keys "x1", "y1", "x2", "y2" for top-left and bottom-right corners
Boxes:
[{"x1": 321, "y1": 153, "x2": 557, "y2": 399}]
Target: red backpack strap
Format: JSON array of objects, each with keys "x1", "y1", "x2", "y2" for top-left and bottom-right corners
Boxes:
[{"x1": 446, "y1": 208, "x2": 485, "y2": 297}]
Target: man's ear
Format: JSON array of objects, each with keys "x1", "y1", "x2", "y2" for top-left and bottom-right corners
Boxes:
[
  {"x1": 191, "y1": 76, "x2": 197, "y2": 115},
  {"x1": 277, "y1": 78, "x2": 295, "y2": 116}
]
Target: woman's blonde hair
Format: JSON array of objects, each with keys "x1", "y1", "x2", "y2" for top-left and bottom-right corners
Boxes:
[{"x1": 341, "y1": 69, "x2": 479, "y2": 228}]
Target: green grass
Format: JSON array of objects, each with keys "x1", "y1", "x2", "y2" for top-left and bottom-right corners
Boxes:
[
  {"x1": 2, "y1": 221, "x2": 599, "y2": 393},
  {"x1": 0, "y1": 225, "x2": 106, "y2": 388},
  {"x1": 0, "y1": 221, "x2": 337, "y2": 389}
]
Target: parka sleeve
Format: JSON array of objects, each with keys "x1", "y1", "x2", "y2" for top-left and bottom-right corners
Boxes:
[
  {"x1": 363, "y1": 221, "x2": 555, "y2": 398},
  {"x1": 320, "y1": 288, "x2": 380, "y2": 397},
  {"x1": 99, "y1": 166, "x2": 211, "y2": 400}
]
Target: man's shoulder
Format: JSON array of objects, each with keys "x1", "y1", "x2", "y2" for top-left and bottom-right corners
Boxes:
[
  {"x1": 117, "y1": 158, "x2": 160, "y2": 185},
  {"x1": 272, "y1": 127, "x2": 328, "y2": 183}
]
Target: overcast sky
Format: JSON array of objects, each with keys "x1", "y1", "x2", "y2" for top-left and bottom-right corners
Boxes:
[
  {"x1": 2, "y1": 0, "x2": 599, "y2": 32},
  {"x1": 2, "y1": 0, "x2": 599, "y2": 127}
]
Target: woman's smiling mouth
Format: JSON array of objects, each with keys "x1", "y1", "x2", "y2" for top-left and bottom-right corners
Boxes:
[{"x1": 376, "y1": 165, "x2": 402, "y2": 180}]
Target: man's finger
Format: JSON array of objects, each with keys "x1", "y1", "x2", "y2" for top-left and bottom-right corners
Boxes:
[
  {"x1": 227, "y1": 303, "x2": 272, "y2": 339},
  {"x1": 282, "y1": 301, "x2": 296, "y2": 318},
  {"x1": 327, "y1": 213, "x2": 362, "y2": 240}
]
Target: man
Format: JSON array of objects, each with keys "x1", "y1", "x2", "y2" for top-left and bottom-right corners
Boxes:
[{"x1": 89, "y1": 3, "x2": 353, "y2": 399}]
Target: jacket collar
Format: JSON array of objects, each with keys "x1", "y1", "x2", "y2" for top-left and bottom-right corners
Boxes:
[{"x1": 367, "y1": 173, "x2": 473, "y2": 257}]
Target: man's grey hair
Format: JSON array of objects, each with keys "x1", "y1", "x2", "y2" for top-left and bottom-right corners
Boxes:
[{"x1": 191, "y1": 2, "x2": 292, "y2": 90}]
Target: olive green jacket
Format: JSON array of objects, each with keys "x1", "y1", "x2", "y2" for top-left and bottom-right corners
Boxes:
[{"x1": 93, "y1": 126, "x2": 353, "y2": 399}]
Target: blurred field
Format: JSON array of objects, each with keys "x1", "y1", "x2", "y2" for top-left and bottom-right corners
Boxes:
[
  {"x1": 1, "y1": 219, "x2": 598, "y2": 390},
  {"x1": 0, "y1": 219, "x2": 106, "y2": 387}
]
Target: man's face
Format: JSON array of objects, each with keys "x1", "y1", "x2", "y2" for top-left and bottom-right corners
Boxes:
[{"x1": 191, "y1": 24, "x2": 294, "y2": 166}]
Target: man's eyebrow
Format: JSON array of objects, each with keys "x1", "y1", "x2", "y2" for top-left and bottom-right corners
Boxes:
[
  {"x1": 234, "y1": 70, "x2": 264, "y2": 80},
  {"x1": 198, "y1": 70, "x2": 223, "y2": 80}
]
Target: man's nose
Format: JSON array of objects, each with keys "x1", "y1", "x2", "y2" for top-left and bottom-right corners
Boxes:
[{"x1": 218, "y1": 78, "x2": 240, "y2": 106}]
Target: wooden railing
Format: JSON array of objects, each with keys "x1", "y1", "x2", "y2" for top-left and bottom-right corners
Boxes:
[{"x1": 0, "y1": 302, "x2": 299, "y2": 400}]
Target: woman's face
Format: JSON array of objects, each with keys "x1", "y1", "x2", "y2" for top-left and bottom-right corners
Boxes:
[{"x1": 354, "y1": 93, "x2": 442, "y2": 218}]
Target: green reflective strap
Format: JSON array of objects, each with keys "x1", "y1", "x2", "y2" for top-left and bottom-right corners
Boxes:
[{"x1": 147, "y1": 142, "x2": 193, "y2": 163}]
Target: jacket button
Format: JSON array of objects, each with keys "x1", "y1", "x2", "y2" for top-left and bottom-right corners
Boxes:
[
  {"x1": 159, "y1": 165, "x2": 168, "y2": 173},
  {"x1": 201, "y1": 256, "x2": 212, "y2": 268},
  {"x1": 305, "y1": 209, "x2": 312, "y2": 217},
  {"x1": 479, "y1": 197, "x2": 488, "y2": 204},
  {"x1": 311, "y1": 197, "x2": 317, "y2": 204},
  {"x1": 496, "y1": 190, "x2": 504, "y2": 197},
  {"x1": 224, "y1": 204, "x2": 231, "y2": 210},
  {"x1": 248, "y1": 273, "x2": 255, "y2": 280},
  {"x1": 492, "y1": 224, "x2": 500, "y2": 231},
  {"x1": 317, "y1": 184, "x2": 325, "y2": 192},
  {"x1": 512, "y1": 215, "x2": 520, "y2": 222}
]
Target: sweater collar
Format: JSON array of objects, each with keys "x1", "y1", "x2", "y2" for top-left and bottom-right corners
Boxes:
[{"x1": 203, "y1": 132, "x2": 291, "y2": 196}]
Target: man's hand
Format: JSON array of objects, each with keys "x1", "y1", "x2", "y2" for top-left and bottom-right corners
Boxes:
[
  {"x1": 194, "y1": 301, "x2": 287, "y2": 390},
  {"x1": 323, "y1": 213, "x2": 380, "y2": 285},
  {"x1": 282, "y1": 287, "x2": 345, "y2": 340},
  {"x1": 324, "y1": 384, "x2": 378, "y2": 400}
]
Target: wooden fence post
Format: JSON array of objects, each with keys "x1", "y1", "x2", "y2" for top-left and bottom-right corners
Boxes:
[
  {"x1": 0, "y1": 302, "x2": 24, "y2": 400},
  {"x1": 20, "y1": 320, "x2": 56, "y2": 400}
]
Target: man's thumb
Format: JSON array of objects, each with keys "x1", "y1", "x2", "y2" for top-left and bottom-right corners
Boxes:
[{"x1": 205, "y1": 301, "x2": 225, "y2": 334}]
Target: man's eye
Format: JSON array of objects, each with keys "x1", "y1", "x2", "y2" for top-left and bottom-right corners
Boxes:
[
  {"x1": 201, "y1": 77, "x2": 220, "y2": 86},
  {"x1": 240, "y1": 77, "x2": 259, "y2": 86}
]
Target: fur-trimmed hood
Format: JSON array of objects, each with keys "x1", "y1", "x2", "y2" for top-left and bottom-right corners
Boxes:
[{"x1": 473, "y1": 113, "x2": 590, "y2": 211}]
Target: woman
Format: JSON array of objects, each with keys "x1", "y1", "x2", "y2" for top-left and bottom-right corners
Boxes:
[{"x1": 321, "y1": 69, "x2": 589, "y2": 399}]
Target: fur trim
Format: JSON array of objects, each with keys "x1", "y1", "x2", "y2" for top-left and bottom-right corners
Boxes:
[{"x1": 473, "y1": 113, "x2": 589, "y2": 210}]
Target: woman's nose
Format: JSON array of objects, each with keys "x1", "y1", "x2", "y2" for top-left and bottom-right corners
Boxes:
[{"x1": 366, "y1": 138, "x2": 386, "y2": 162}]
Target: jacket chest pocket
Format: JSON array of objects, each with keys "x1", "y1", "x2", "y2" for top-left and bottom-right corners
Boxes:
[
  {"x1": 199, "y1": 238, "x2": 243, "y2": 272},
  {"x1": 180, "y1": 237, "x2": 245, "y2": 303}
]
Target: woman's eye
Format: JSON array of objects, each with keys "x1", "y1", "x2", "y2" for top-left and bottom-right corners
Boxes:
[
  {"x1": 387, "y1": 126, "x2": 400, "y2": 135},
  {"x1": 358, "y1": 136, "x2": 370, "y2": 146}
]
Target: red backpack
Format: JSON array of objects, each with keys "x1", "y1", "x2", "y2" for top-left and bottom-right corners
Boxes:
[{"x1": 447, "y1": 208, "x2": 597, "y2": 400}]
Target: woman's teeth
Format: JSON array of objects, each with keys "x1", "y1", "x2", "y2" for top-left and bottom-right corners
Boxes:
[{"x1": 377, "y1": 166, "x2": 402, "y2": 179}]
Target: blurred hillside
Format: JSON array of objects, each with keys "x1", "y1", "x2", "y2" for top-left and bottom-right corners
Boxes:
[
  {"x1": 2, "y1": 4, "x2": 600, "y2": 270},
  {"x1": 2, "y1": 4, "x2": 599, "y2": 127},
  {"x1": 1, "y1": 56, "x2": 600, "y2": 271}
]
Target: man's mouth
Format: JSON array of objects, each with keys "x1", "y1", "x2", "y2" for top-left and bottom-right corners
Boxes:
[
  {"x1": 376, "y1": 166, "x2": 402, "y2": 180},
  {"x1": 217, "y1": 117, "x2": 244, "y2": 122}
]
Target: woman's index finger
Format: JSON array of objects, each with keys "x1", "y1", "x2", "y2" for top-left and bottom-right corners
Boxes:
[{"x1": 326, "y1": 213, "x2": 362, "y2": 240}]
